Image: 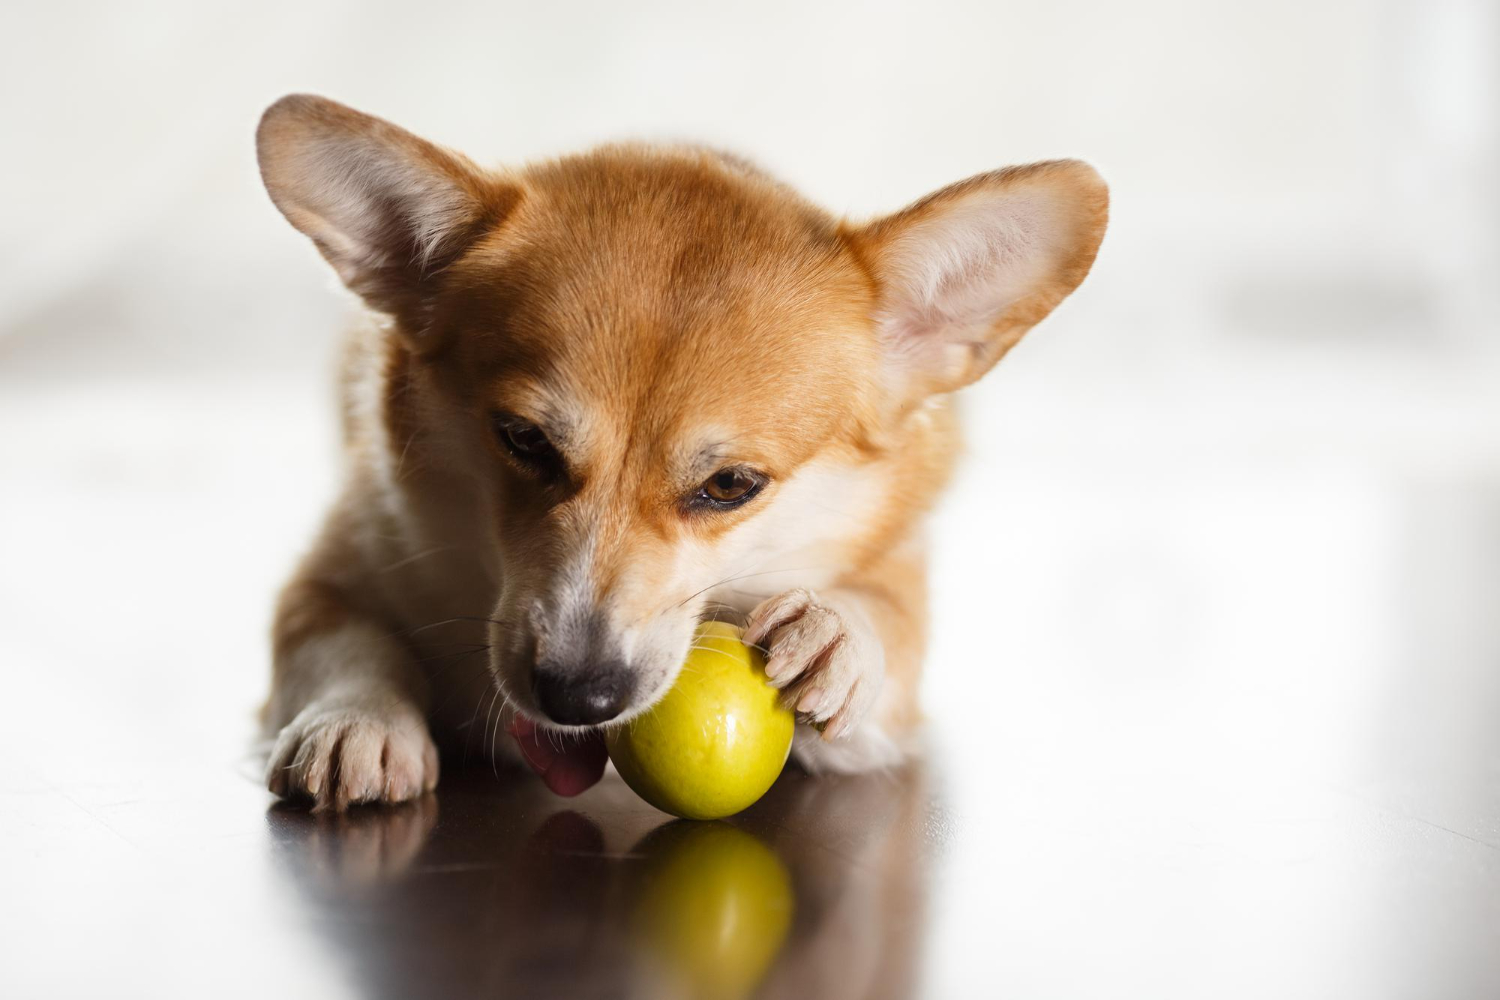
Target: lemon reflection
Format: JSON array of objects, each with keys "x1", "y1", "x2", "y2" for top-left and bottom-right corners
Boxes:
[{"x1": 630, "y1": 821, "x2": 794, "y2": 1000}]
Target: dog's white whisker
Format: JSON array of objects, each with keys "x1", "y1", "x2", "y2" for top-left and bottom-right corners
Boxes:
[{"x1": 379, "y1": 545, "x2": 455, "y2": 574}]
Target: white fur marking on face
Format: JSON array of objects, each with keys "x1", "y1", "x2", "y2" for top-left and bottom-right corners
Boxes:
[
  {"x1": 543, "y1": 518, "x2": 599, "y2": 662},
  {"x1": 688, "y1": 456, "x2": 890, "y2": 611}
]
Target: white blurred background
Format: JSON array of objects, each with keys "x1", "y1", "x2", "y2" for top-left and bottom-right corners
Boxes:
[{"x1": 2, "y1": 2, "x2": 1498, "y2": 997}]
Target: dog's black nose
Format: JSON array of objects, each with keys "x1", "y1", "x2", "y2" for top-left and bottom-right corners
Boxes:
[{"x1": 533, "y1": 662, "x2": 634, "y2": 726}]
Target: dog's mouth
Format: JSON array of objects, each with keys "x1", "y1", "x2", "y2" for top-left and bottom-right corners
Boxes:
[{"x1": 507, "y1": 715, "x2": 608, "y2": 796}]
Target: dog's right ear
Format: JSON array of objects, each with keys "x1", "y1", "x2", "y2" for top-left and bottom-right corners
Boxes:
[{"x1": 257, "y1": 94, "x2": 519, "y2": 341}]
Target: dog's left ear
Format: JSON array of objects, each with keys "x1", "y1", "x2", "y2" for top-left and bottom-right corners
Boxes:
[{"x1": 850, "y1": 160, "x2": 1108, "y2": 400}]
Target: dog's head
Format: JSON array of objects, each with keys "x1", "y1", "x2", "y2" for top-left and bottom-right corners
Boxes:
[{"x1": 258, "y1": 95, "x2": 1107, "y2": 730}]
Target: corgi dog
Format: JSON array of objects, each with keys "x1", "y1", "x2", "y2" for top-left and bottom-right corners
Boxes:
[{"x1": 257, "y1": 94, "x2": 1107, "y2": 810}]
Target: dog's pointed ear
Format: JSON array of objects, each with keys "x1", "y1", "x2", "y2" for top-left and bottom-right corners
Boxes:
[
  {"x1": 257, "y1": 94, "x2": 519, "y2": 339},
  {"x1": 850, "y1": 160, "x2": 1108, "y2": 400}
]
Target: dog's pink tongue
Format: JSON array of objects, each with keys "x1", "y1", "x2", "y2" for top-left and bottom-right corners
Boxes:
[{"x1": 507, "y1": 716, "x2": 607, "y2": 797}]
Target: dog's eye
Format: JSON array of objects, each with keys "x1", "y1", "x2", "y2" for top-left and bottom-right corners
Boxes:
[
  {"x1": 492, "y1": 414, "x2": 561, "y2": 472},
  {"x1": 692, "y1": 467, "x2": 765, "y2": 510}
]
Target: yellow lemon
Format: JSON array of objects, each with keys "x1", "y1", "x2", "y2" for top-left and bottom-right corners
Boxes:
[{"x1": 607, "y1": 621, "x2": 794, "y2": 820}]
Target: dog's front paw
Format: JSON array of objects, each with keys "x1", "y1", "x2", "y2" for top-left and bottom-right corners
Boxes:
[
  {"x1": 744, "y1": 588, "x2": 885, "y2": 740},
  {"x1": 266, "y1": 697, "x2": 439, "y2": 811}
]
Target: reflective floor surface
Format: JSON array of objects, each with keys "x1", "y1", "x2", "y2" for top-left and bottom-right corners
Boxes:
[{"x1": 3, "y1": 360, "x2": 1499, "y2": 998}]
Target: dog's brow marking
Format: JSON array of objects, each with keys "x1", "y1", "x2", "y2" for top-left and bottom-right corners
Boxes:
[
  {"x1": 494, "y1": 380, "x2": 585, "y2": 452},
  {"x1": 675, "y1": 433, "x2": 739, "y2": 480},
  {"x1": 695, "y1": 441, "x2": 731, "y2": 465}
]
